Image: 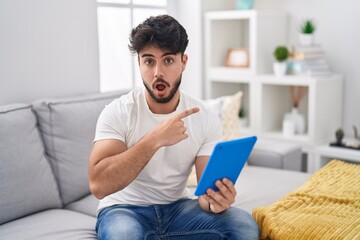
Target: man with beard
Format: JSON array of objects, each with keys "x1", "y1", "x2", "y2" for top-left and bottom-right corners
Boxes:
[{"x1": 88, "y1": 14, "x2": 259, "y2": 240}]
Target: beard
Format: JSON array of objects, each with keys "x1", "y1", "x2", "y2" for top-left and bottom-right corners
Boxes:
[{"x1": 143, "y1": 75, "x2": 182, "y2": 104}]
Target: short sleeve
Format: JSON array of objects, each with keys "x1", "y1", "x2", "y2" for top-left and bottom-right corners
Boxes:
[
  {"x1": 94, "y1": 99, "x2": 127, "y2": 143},
  {"x1": 196, "y1": 107, "x2": 223, "y2": 157}
]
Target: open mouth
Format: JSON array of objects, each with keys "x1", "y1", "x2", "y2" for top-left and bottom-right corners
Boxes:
[
  {"x1": 156, "y1": 84, "x2": 166, "y2": 91},
  {"x1": 153, "y1": 80, "x2": 170, "y2": 94}
]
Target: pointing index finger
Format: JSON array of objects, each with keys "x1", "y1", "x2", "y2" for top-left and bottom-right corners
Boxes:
[{"x1": 176, "y1": 107, "x2": 200, "y2": 120}]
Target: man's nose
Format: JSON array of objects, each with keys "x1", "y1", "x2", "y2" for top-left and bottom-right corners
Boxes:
[{"x1": 154, "y1": 63, "x2": 164, "y2": 78}]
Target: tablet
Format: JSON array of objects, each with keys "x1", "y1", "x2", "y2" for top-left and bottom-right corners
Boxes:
[{"x1": 194, "y1": 136, "x2": 257, "y2": 196}]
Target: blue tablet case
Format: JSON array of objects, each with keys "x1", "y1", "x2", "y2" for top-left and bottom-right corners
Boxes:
[{"x1": 194, "y1": 136, "x2": 257, "y2": 196}]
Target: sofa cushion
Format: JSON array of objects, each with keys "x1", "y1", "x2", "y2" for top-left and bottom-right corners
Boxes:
[
  {"x1": 205, "y1": 91, "x2": 242, "y2": 140},
  {"x1": 66, "y1": 194, "x2": 99, "y2": 217},
  {"x1": 32, "y1": 91, "x2": 127, "y2": 205},
  {"x1": 0, "y1": 209, "x2": 97, "y2": 240},
  {"x1": 234, "y1": 166, "x2": 309, "y2": 213},
  {"x1": 0, "y1": 104, "x2": 62, "y2": 225}
]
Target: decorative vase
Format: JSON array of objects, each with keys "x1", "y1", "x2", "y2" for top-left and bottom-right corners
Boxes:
[
  {"x1": 273, "y1": 62, "x2": 287, "y2": 76},
  {"x1": 283, "y1": 108, "x2": 305, "y2": 134},
  {"x1": 236, "y1": 0, "x2": 255, "y2": 10},
  {"x1": 282, "y1": 118, "x2": 295, "y2": 137},
  {"x1": 299, "y1": 33, "x2": 314, "y2": 46}
]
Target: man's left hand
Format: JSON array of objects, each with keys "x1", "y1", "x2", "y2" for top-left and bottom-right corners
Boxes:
[{"x1": 202, "y1": 178, "x2": 237, "y2": 213}]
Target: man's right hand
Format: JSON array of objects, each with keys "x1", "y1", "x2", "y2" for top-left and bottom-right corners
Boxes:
[{"x1": 152, "y1": 107, "x2": 200, "y2": 147}]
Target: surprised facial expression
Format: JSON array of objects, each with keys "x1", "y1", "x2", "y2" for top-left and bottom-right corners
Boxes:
[{"x1": 139, "y1": 46, "x2": 187, "y2": 104}]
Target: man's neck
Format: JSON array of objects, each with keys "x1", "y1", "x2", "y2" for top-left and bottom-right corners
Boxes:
[{"x1": 145, "y1": 92, "x2": 180, "y2": 114}]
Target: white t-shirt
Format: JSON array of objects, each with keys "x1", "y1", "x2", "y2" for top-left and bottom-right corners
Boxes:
[{"x1": 94, "y1": 87, "x2": 222, "y2": 214}]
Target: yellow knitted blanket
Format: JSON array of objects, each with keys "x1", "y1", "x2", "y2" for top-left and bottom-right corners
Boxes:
[{"x1": 252, "y1": 160, "x2": 360, "y2": 240}]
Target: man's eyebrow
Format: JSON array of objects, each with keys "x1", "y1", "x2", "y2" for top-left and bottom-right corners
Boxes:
[
  {"x1": 140, "y1": 52, "x2": 176, "y2": 58},
  {"x1": 161, "y1": 52, "x2": 176, "y2": 57},
  {"x1": 141, "y1": 53, "x2": 154, "y2": 58}
]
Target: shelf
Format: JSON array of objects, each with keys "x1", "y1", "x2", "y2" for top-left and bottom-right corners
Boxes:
[
  {"x1": 309, "y1": 145, "x2": 360, "y2": 173},
  {"x1": 206, "y1": 10, "x2": 287, "y2": 20},
  {"x1": 208, "y1": 67, "x2": 252, "y2": 83},
  {"x1": 206, "y1": 10, "x2": 257, "y2": 20},
  {"x1": 254, "y1": 74, "x2": 343, "y2": 86},
  {"x1": 315, "y1": 145, "x2": 360, "y2": 161}
]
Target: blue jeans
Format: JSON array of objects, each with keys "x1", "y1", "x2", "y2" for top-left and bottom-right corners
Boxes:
[{"x1": 96, "y1": 198, "x2": 259, "y2": 240}]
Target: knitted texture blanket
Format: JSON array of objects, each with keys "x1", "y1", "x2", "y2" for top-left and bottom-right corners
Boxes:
[{"x1": 252, "y1": 160, "x2": 360, "y2": 240}]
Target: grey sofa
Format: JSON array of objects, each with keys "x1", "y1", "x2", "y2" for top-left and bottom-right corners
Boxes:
[{"x1": 0, "y1": 90, "x2": 309, "y2": 239}]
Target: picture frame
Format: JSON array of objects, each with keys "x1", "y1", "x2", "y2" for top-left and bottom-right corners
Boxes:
[{"x1": 225, "y1": 48, "x2": 249, "y2": 67}]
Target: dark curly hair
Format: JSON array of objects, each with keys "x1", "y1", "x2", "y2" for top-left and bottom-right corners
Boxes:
[{"x1": 128, "y1": 14, "x2": 189, "y2": 56}]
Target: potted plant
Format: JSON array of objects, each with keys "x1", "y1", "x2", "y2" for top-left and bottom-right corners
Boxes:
[
  {"x1": 273, "y1": 45, "x2": 289, "y2": 76},
  {"x1": 299, "y1": 19, "x2": 316, "y2": 46}
]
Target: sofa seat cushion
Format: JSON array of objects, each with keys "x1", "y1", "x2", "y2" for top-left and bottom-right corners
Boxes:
[
  {"x1": 186, "y1": 166, "x2": 309, "y2": 214},
  {"x1": 0, "y1": 104, "x2": 62, "y2": 225},
  {"x1": 32, "y1": 91, "x2": 128, "y2": 205},
  {"x1": 0, "y1": 209, "x2": 97, "y2": 240},
  {"x1": 66, "y1": 194, "x2": 99, "y2": 217},
  {"x1": 233, "y1": 166, "x2": 309, "y2": 213}
]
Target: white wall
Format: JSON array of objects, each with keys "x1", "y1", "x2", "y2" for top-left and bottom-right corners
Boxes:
[
  {"x1": 0, "y1": 0, "x2": 99, "y2": 104},
  {"x1": 172, "y1": 0, "x2": 360, "y2": 137}
]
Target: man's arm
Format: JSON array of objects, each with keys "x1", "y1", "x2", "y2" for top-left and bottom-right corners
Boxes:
[
  {"x1": 88, "y1": 107, "x2": 200, "y2": 199},
  {"x1": 195, "y1": 156, "x2": 237, "y2": 213}
]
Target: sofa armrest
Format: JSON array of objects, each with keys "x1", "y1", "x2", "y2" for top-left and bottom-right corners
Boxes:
[{"x1": 247, "y1": 139, "x2": 302, "y2": 171}]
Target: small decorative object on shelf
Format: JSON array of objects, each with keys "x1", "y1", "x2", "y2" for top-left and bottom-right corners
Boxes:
[
  {"x1": 273, "y1": 45, "x2": 289, "y2": 76},
  {"x1": 290, "y1": 86, "x2": 305, "y2": 108},
  {"x1": 299, "y1": 19, "x2": 316, "y2": 46},
  {"x1": 335, "y1": 128, "x2": 344, "y2": 145},
  {"x1": 353, "y1": 125, "x2": 360, "y2": 140},
  {"x1": 282, "y1": 86, "x2": 306, "y2": 135},
  {"x1": 225, "y1": 48, "x2": 249, "y2": 68},
  {"x1": 283, "y1": 108, "x2": 305, "y2": 135},
  {"x1": 235, "y1": 0, "x2": 254, "y2": 10},
  {"x1": 330, "y1": 127, "x2": 360, "y2": 150}
]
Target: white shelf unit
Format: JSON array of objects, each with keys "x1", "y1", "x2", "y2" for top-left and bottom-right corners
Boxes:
[
  {"x1": 205, "y1": 10, "x2": 287, "y2": 133},
  {"x1": 204, "y1": 10, "x2": 344, "y2": 151}
]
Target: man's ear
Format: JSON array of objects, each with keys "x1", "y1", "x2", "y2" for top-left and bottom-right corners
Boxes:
[
  {"x1": 137, "y1": 55, "x2": 140, "y2": 65},
  {"x1": 182, "y1": 54, "x2": 188, "y2": 70}
]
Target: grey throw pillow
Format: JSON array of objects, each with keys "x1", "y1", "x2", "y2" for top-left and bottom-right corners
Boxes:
[
  {"x1": 32, "y1": 91, "x2": 127, "y2": 205},
  {"x1": 0, "y1": 104, "x2": 62, "y2": 224}
]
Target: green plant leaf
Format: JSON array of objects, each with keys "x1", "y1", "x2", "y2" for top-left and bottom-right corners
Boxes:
[
  {"x1": 299, "y1": 19, "x2": 316, "y2": 34},
  {"x1": 274, "y1": 46, "x2": 289, "y2": 62}
]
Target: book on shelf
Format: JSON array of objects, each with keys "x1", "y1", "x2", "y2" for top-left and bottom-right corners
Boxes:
[
  {"x1": 291, "y1": 44, "x2": 323, "y2": 52},
  {"x1": 287, "y1": 58, "x2": 332, "y2": 76},
  {"x1": 289, "y1": 51, "x2": 326, "y2": 60},
  {"x1": 290, "y1": 44, "x2": 326, "y2": 60},
  {"x1": 288, "y1": 44, "x2": 332, "y2": 76}
]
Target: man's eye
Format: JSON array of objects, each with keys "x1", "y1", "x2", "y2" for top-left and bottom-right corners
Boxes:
[
  {"x1": 145, "y1": 59, "x2": 154, "y2": 65},
  {"x1": 164, "y1": 58, "x2": 174, "y2": 64}
]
